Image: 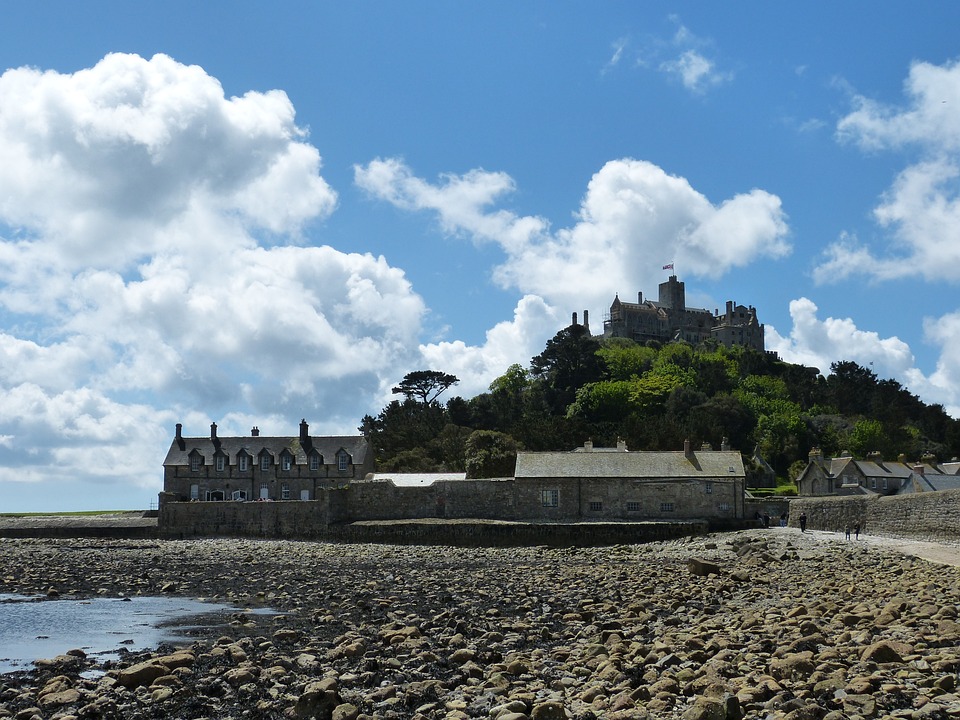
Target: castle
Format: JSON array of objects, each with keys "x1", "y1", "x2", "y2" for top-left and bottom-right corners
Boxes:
[{"x1": 595, "y1": 275, "x2": 764, "y2": 351}]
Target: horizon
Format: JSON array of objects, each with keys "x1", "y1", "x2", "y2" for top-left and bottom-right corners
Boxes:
[{"x1": 2, "y1": 3, "x2": 960, "y2": 512}]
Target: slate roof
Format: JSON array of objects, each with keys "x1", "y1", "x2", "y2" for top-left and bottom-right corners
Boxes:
[
  {"x1": 163, "y1": 434, "x2": 370, "y2": 468},
  {"x1": 897, "y1": 474, "x2": 960, "y2": 494},
  {"x1": 361, "y1": 472, "x2": 469, "y2": 487},
  {"x1": 514, "y1": 450, "x2": 744, "y2": 479}
]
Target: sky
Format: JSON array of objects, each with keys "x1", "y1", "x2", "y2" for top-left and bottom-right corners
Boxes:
[{"x1": 2, "y1": 3, "x2": 960, "y2": 512}]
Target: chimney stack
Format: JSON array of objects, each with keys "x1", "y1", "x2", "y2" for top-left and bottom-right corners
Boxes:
[
  {"x1": 176, "y1": 423, "x2": 185, "y2": 451},
  {"x1": 210, "y1": 422, "x2": 218, "y2": 444},
  {"x1": 300, "y1": 418, "x2": 309, "y2": 445},
  {"x1": 684, "y1": 438, "x2": 692, "y2": 458},
  {"x1": 584, "y1": 439, "x2": 594, "y2": 451},
  {"x1": 583, "y1": 310, "x2": 589, "y2": 333},
  {"x1": 572, "y1": 311, "x2": 578, "y2": 327},
  {"x1": 616, "y1": 437, "x2": 627, "y2": 452},
  {"x1": 251, "y1": 426, "x2": 260, "y2": 437}
]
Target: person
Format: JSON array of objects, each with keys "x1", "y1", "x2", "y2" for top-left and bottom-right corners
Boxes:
[
  {"x1": 845, "y1": 525, "x2": 851, "y2": 540},
  {"x1": 780, "y1": 512, "x2": 787, "y2": 528},
  {"x1": 763, "y1": 513, "x2": 770, "y2": 528},
  {"x1": 799, "y1": 512, "x2": 807, "y2": 533},
  {"x1": 854, "y1": 522, "x2": 860, "y2": 540}
]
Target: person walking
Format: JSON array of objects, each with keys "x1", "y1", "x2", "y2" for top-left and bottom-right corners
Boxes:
[
  {"x1": 799, "y1": 512, "x2": 807, "y2": 533},
  {"x1": 854, "y1": 522, "x2": 860, "y2": 540}
]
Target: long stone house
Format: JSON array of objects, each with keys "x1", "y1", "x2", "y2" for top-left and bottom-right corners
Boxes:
[
  {"x1": 599, "y1": 274, "x2": 764, "y2": 351},
  {"x1": 162, "y1": 420, "x2": 374, "y2": 502},
  {"x1": 795, "y1": 448, "x2": 960, "y2": 497}
]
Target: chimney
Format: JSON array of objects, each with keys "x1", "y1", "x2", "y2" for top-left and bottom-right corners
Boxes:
[
  {"x1": 721, "y1": 437, "x2": 730, "y2": 451},
  {"x1": 300, "y1": 418, "x2": 309, "y2": 445},
  {"x1": 701, "y1": 442, "x2": 713, "y2": 451},
  {"x1": 176, "y1": 423, "x2": 185, "y2": 451},
  {"x1": 913, "y1": 464, "x2": 925, "y2": 476},
  {"x1": 210, "y1": 422, "x2": 219, "y2": 445},
  {"x1": 684, "y1": 438, "x2": 692, "y2": 458},
  {"x1": 572, "y1": 311, "x2": 578, "y2": 326},
  {"x1": 583, "y1": 310, "x2": 589, "y2": 333},
  {"x1": 251, "y1": 426, "x2": 260, "y2": 437},
  {"x1": 617, "y1": 438, "x2": 627, "y2": 452},
  {"x1": 584, "y1": 439, "x2": 594, "y2": 451}
]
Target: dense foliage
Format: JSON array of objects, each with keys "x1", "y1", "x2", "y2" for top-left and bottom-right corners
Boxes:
[{"x1": 360, "y1": 328, "x2": 960, "y2": 484}]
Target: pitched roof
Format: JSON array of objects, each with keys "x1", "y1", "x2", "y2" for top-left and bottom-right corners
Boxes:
[
  {"x1": 514, "y1": 450, "x2": 744, "y2": 479},
  {"x1": 163, "y1": 435, "x2": 369, "y2": 467}
]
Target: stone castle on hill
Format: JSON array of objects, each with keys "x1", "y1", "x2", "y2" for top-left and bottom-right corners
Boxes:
[{"x1": 574, "y1": 274, "x2": 764, "y2": 352}]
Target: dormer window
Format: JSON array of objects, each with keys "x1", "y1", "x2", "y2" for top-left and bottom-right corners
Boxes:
[
  {"x1": 238, "y1": 454, "x2": 249, "y2": 472},
  {"x1": 309, "y1": 453, "x2": 321, "y2": 471},
  {"x1": 337, "y1": 451, "x2": 349, "y2": 472},
  {"x1": 215, "y1": 455, "x2": 226, "y2": 472},
  {"x1": 260, "y1": 454, "x2": 271, "y2": 471},
  {"x1": 281, "y1": 454, "x2": 292, "y2": 471},
  {"x1": 189, "y1": 452, "x2": 203, "y2": 472}
]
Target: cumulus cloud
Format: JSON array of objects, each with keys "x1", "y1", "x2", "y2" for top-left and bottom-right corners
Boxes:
[
  {"x1": 768, "y1": 298, "x2": 960, "y2": 417},
  {"x1": 356, "y1": 157, "x2": 790, "y2": 317},
  {"x1": 817, "y1": 59, "x2": 960, "y2": 283},
  {"x1": 0, "y1": 53, "x2": 429, "y2": 509},
  {"x1": 660, "y1": 50, "x2": 729, "y2": 93}
]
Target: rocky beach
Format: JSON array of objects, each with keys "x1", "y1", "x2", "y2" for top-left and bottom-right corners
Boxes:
[{"x1": 1, "y1": 529, "x2": 959, "y2": 720}]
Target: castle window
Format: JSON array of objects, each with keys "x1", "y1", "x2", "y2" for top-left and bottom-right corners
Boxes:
[{"x1": 541, "y1": 489, "x2": 559, "y2": 507}]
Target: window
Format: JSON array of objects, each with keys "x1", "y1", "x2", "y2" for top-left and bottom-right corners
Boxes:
[
  {"x1": 705, "y1": 482, "x2": 713, "y2": 494},
  {"x1": 588, "y1": 501, "x2": 602, "y2": 512},
  {"x1": 626, "y1": 501, "x2": 641, "y2": 512},
  {"x1": 190, "y1": 484, "x2": 199, "y2": 500},
  {"x1": 216, "y1": 456, "x2": 225, "y2": 472},
  {"x1": 871, "y1": 478, "x2": 877, "y2": 489},
  {"x1": 281, "y1": 484, "x2": 290, "y2": 500},
  {"x1": 190, "y1": 455, "x2": 201, "y2": 472},
  {"x1": 238, "y1": 455, "x2": 248, "y2": 472},
  {"x1": 882, "y1": 478, "x2": 888, "y2": 490},
  {"x1": 541, "y1": 489, "x2": 559, "y2": 507},
  {"x1": 231, "y1": 490, "x2": 247, "y2": 501},
  {"x1": 259, "y1": 482, "x2": 269, "y2": 500},
  {"x1": 337, "y1": 452, "x2": 349, "y2": 471},
  {"x1": 260, "y1": 454, "x2": 271, "y2": 471},
  {"x1": 660, "y1": 502, "x2": 674, "y2": 512},
  {"x1": 717, "y1": 502, "x2": 731, "y2": 511},
  {"x1": 309, "y1": 454, "x2": 320, "y2": 471},
  {"x1": 282, "y1": 455, "x2": 292, "y2": 471}
]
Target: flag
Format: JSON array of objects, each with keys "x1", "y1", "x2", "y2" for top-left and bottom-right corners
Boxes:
[{"x1": 662, "y1": 263, "x2": 674, "y2": 270}]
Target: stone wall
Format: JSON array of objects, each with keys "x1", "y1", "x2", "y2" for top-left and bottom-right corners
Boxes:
[
  {"x1": 788, "y1": 489, "x2": 960, "y2": 541},
  {"x1": 159, "y1": 498, "x2": 334, "y2": 540}
]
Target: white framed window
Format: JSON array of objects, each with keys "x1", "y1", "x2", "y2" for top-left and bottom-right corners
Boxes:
[
  {"x1": 882, "y1": 478, "x2": 888, "y2": 490},
  {"x1": 626, "y1": 501, "x2": 641, "y2": 512},
  {"x1": 309, "y1": 454, "x2": 320, "y2": 471},
  {"x1": 871, "y1": 478, "x2": 877, "y2": 489},
  {"x1": 190, "y1": 455, "x2": 201, "y2": 472},
  {"x1": 231, "y1": 490, "x2": 247, "y2": 501},
  {"x1": 660, "y1": 502, "x2": 674, "y2": 512},
  {"x1": 260, "y1": 455, "x2": 271, "y2": 471},
  {"x1": 588, "y1": 501, "x2": 602, "y2": 512},
  {"x1": 238, "y1": 455, "x2": 248, "y2": 472},
  {"x1": 541, "y1": 489, "x2": 559, "y2": 507},
  {"x1": 281, "y1": 484, "x2": 290, "y2": 500},
  {"x1": 337, "y1": 452, "x2": 349, "y2": 471},
  {"x1": 216, "y1": 456, "x2": 225, "y2": 472},
  {"x1": 717, "y1": 502, "x2": 731, "y2": 511},
  {"x1": 282, "y1": 456, "x2": 292, "y2": 471}
]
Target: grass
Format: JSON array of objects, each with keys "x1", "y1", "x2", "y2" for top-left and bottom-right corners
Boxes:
[{"x1": 0, "y1": 510, "x2": 135, "y2": 518}]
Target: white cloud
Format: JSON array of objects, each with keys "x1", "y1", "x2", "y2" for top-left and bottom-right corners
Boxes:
[
  {"x1": 356, "y1": 157, "x2": 790, "y2": 319},
  {"x1": 0, "y1": 53, "x2": 430, "y2": 509},
  {"x1": 660, "y1": 50, "x2": 730, "y2": 93},
  {"x1": 768, "y1": 297, "x2": 960, "y2": 417},
  {"x1": 817, "y1": 59, "x2": 960, "y2": 284}
]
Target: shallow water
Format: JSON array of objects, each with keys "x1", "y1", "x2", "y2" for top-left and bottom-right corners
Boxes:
[{"x1": 0, "y1": 594, "x2": 245, "y2": 674}]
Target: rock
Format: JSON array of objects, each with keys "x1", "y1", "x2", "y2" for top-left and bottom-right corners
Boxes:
[
  {"x1": 117, "y1": 660, "x2": 170, "y2": 689},
  {"x1": 530, "y1": 701, "x2": 567, "y2": 719},
  {"x1": 860, "y1": 640, "x2": 911, "y2": 663},
  {"x1": 687, "y1": 558, "x2": 721, "y2": 577}
]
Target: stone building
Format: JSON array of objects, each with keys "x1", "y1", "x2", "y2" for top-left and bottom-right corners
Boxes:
[
  {"x1": 512, "y1": 439, "x2": 746, "y2": 521},
  {"x1": 162, "y1": 420, "x2": 374, "y2": 502},
  {"x1": 795, "y1": 448, "x2": 960, "y2": 497},
  {"x1": 600, "y1": 274, "x2": 764, "y2": 351}
]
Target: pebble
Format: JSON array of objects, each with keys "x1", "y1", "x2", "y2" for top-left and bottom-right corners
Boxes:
[{"x1": 0, "y1": 531, "x2": 959, "y2": 719}]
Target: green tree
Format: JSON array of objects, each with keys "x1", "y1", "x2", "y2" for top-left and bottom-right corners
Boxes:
[
  {"x1": 530, "y1": 324, "x2": 603, "y2": 413},
  {"x1": 464, "y1": 430, "x2": 519, "y2": 478},
  {"x1": 392, "y1": 370, "x2": 460, "y2": 404}
]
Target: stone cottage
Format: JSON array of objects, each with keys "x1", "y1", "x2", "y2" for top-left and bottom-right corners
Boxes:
[
  {"x1": 795, "y1": 448, "x2": 960, "y2": 497},
  {"x1": 162, "y1": 420, "x2": 374, "y2": 502}
]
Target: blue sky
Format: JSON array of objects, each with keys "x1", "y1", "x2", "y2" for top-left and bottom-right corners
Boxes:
[{"x1": 2, "y1": 3, "x2": 960, "y2": 511}]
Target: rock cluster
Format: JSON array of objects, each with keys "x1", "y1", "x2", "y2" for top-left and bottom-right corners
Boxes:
[{"x1": 1, "y1": 530, "x2": 959, "y2": 719}]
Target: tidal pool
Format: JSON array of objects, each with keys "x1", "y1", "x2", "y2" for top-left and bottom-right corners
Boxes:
[{"x1": 0, "y1": 594, "x2": 256, "y2": 674}]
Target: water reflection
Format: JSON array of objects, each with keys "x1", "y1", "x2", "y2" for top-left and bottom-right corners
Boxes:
[{"x1": 0, "y1": 594, "x2": 254, "y2": 674}]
